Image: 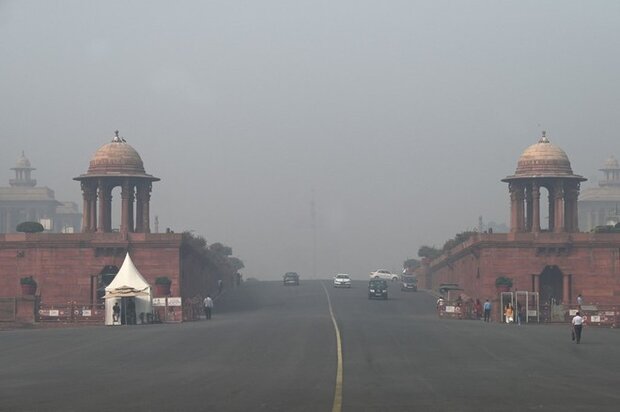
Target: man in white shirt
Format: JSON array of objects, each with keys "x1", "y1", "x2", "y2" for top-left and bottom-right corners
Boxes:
[
  {"x1": 203, "y1": 295, "x2": 214, "y2": 320},
  {"x1": 577, "y1": 294, "x2": 583, "y2": 308},
  {"x1": 572, "y1": 311, "x2": 585, "y2": 344}
]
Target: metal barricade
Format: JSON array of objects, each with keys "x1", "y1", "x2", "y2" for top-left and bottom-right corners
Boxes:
[{"x1": 39, "y1": 303, "x2": 105, "y2": 323}]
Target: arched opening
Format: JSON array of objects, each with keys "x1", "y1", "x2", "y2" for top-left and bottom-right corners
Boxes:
[
  {"x1": 539, "y1": 186, "x2": 551, "y2": 231},
  {"x1": 110, "y1": 186, "x2": 122, "y2": 231},
  {"x1": 539, "y1": 265, "x2": 563, "y2": 305}
]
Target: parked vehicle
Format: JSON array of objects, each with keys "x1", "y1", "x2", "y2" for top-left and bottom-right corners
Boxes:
[
  {"x1": 370, "y1": 269, "x2": 399, "y2": 281},
  {"x1": 368, "y1": 278, "x2": 388, "y2": 299},
  {"x1": 333, "y1": 274, "x2": 352, "y2": 288},
  {"x1": 401, "y1": 275, "x2": 418, "y2": 292},
  {"x1": 283, "y1": 272, "x2": 300, "y2": 286}
]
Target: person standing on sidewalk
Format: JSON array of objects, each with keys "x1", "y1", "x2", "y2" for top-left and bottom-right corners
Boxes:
[
  {"x1": 572, "y1": 311, "x2": 585, "y2": 344},
  {"x1": 203, "y1": 295, "x2": 214, "y2": 320},
  {"x1": 483, "y1": 299, "x2": 492, "y2": 322}
]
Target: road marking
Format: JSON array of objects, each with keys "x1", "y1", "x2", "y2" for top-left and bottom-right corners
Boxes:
[{"x1": 321, "y1": 282, "x2": 343, "y2": 412}]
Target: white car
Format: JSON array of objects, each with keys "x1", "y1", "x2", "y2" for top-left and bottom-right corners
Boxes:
[
  {"x1": 370, "y1": 269, "x2": 399, "y2": 282},
  {"x1": 333, "y1": 274, "x2": 352, "y2": 288}
]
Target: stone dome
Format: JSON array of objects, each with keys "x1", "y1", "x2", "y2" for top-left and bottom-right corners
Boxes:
[
  {"x1": 14, "y1": 151, "x2": 32, "y2": 169},
  {"x1": 602, "y1": 155, "x2": 619, "y2": 170},
  {"x1": 513, "y1": 133, "x2": 573, "y2": 177},
  {"x1": 86, "y1": 133, "x2": 146, "y2": 176}
]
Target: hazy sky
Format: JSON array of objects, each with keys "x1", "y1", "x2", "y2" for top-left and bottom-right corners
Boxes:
[{"x1": 2, "y1": 1, "x2": 620, "y2": 279}]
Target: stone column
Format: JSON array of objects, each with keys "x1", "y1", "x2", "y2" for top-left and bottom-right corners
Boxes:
[
  {"x1": 562, "y1": 274, "x2": 570, "y2": 304},
  {"x1": 554, "y1": 182, "x2": 565, "y2": 233},
  {"x1": 89, "y1": 193, "x2": 97, "y2": 232},
  {"x1": 81, "y1": 182, "x2": 97, "y2": 232},
  {"x1": 548, "y1": 187, "x2": 555, "y2": 232},
  {"x1": 566, "y1": 183, "x2": 580, "y2": 232},
  {"x1": 510, "y1": 184, "x2": 519, "y2": 233},
  {"x1": 525, "y1": 184, "x2": 533, "y2": 232},
  {"x1": 136, "y1": 183, "x2": 152, "y2": 233},
  {"x1": 516, "y1": 185, "x2": 526, "y2": 232},
  {"x1": 531, "y1": 183, "x2": 541, "y2": 233},
  {"x1": 128, "y1": 185, "x2": 134, "y2": 233},
  {"x1": 120, "y1": 181, "x2": 132, "y2": 234},
  {"x1": 135, "y1": 185, "x2": 144, "y2": 233},
  {"x1": 97, "y1": 182, "x2": 106, "y2": 233}
]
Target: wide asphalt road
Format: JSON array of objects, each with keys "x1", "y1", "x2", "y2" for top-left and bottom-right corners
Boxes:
[{"x1": 1, "y1": 279, "x2": 620, "y2": 412}]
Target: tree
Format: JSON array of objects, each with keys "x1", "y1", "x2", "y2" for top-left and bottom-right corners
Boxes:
[
  {"x1": 228, "y1": 256, "x2": 245, "y2": 272},
  {"x1": 403, "y1": 258, "x2": 420, "y2": 270},
  {"x1": 209, "y1": 242, "x2": 232, "y2": 256},
  {"x1": 16, "y1": 221, "x2": 44, "y2": 233},
  {"x1": 418, "y1": 245, "x2": 441, "y2": 259}
]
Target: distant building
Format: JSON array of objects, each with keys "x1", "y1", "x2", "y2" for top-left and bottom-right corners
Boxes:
[
  {"x1": 0, "y1": 152, "x2": 81, "y2": 233},
  {"x1": 578, "y1": 156, "x2": 620, "y2": 231}
]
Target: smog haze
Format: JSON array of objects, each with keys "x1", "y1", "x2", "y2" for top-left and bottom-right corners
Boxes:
[{"x1": 1, "y1": 1, "x2": 620, "y2": 279}]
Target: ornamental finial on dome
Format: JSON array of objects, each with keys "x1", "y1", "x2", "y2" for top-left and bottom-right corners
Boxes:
[
  {"x1": 112, "y1": 130, "x2": 127, "y2": 143},
  {"x1": 539, "y1": 130, "x2": 549, "y2": 144}
]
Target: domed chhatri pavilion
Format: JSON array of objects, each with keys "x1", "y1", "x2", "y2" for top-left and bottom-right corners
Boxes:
[
  {"x1": 74, "y1": 131, "x2": 159, "y2": 234},
  {"x1": 502, "y1": 131, "x2": 586, "y2": 234},
  {"x1": 419, "y1": 132, "x2": 620, "y2": 315}
]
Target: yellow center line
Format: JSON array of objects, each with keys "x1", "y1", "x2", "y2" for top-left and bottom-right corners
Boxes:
[{"x1": 321, "y1": 281, "x2": 343, "y2": 412}]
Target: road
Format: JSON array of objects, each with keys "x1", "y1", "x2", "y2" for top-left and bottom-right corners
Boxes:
[{"x1": 1, "y1": 279, "x2": 620, "y2": 411}]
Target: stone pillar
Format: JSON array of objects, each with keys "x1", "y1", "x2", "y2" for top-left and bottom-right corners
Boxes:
[
  {"x1": 531, "y1": 183, "x2": 541, "y2": 233},
  {"x1": 548, "y1": 187, "x2": 555, "y2": 232},
  {"x1": 135, "y1": 186, "x2": 144, "y2": 233},
  {"x1": 97, "y1": 182, "x2": 107, "y2": 233},
  {"x1": 562, "y1": 274, "x2": 570, "y2": 304},
  {"x1": 81, "y1": 182, "x2": 97, "y2": 232},
  {"x1": 554, "y1": 182, "x2": 565, "y2": 233},
  {"x1": 135, "y1": 183, "x2": 152, "y2": 233},
  {"x1": 566, "y1": 183, "x2": 580, "y2": 232},
  {"x1": 525, "y1": 184, "x2": 533, "y2": 232},
  {"x1": 104, "y1": 187, "x2": 112, "y2": 232},
  {"x1": 516, "y1": 185, "x2": 526, "y2": 232},
  {"x1": 89, "y1": 193, "x2": 97, "y2": 232},
  {"x1": 510, "y1": 184, "x2": 519, "y2": 233},
  {"x1": 120, "y1": 181, "x2": 132, "y2": 234},
  {"x1": 128, "y1": 185, "x2": 134, "y2": 233}
]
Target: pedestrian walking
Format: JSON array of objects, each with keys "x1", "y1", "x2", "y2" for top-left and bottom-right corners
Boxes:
[
  {"x1": 217, "y1": 279, "x2": 223, "y2": 295},
  {"x1": 577, "y1": 294, "x2": 583, "y2": 308},
  {"x1": 483, "y1": 299, "x2": 491, "y2": 322},
  {"x1": 203, "y1": 295, "x2": 214, "y2": 320},
  {"x1": 572, "y1": 311, "x2": 585, "y2": 344}
]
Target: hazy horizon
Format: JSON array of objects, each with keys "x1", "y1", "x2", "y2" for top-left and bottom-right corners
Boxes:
[{"x1": 2, "y1": 1, "x2": 620, "y2": 280}]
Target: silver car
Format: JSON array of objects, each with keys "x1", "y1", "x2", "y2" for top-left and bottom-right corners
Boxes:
[{"x1": 333, "y1": 274, "x2": 352, "y2": 288}]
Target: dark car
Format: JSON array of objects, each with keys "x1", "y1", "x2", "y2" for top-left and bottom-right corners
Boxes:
[
  {"x1": 401, "y1": 275, "x2": 418, "y2": 292},
  {"x1": 368, "y1": 279, "x2": 388, "y2": 299},
  {"x1": 283, "y1": 272, "x2": 300, "y2": 286}
]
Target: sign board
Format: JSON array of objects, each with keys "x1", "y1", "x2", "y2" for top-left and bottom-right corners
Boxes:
[
  {"x1": 167, "y1": 297, "x2": 182, "y2": 307},
  {"x1": 152, "y1": 298, "x2": 166, "y2": 306},
  {"x1": 590, "y1": 315, "x2": 601, "y2": 323},
  {"x1": 527, "y1": 310, "x2": 537, "y2": 316},
  {"x1": 48, "y1": 309, "x2": 59, "y2": 317},
  {"x1": 82, "y1": 310, "x2": 91, "y2": 317},
  {"x1": 569, "y1": 309, "x2": 578, "y2": 316},
  {"x1": 445, "y1": 306, "x2": 455, "y2": 313}
]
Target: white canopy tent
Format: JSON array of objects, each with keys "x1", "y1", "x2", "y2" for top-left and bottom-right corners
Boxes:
[{"x1": 104, "y1": 253, "x2": 152, "y2": 325}]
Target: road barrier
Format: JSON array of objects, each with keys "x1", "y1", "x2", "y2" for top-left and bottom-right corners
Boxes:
[{"x1": 39, "y1": 303, "x2": 105, "y2": 323}]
